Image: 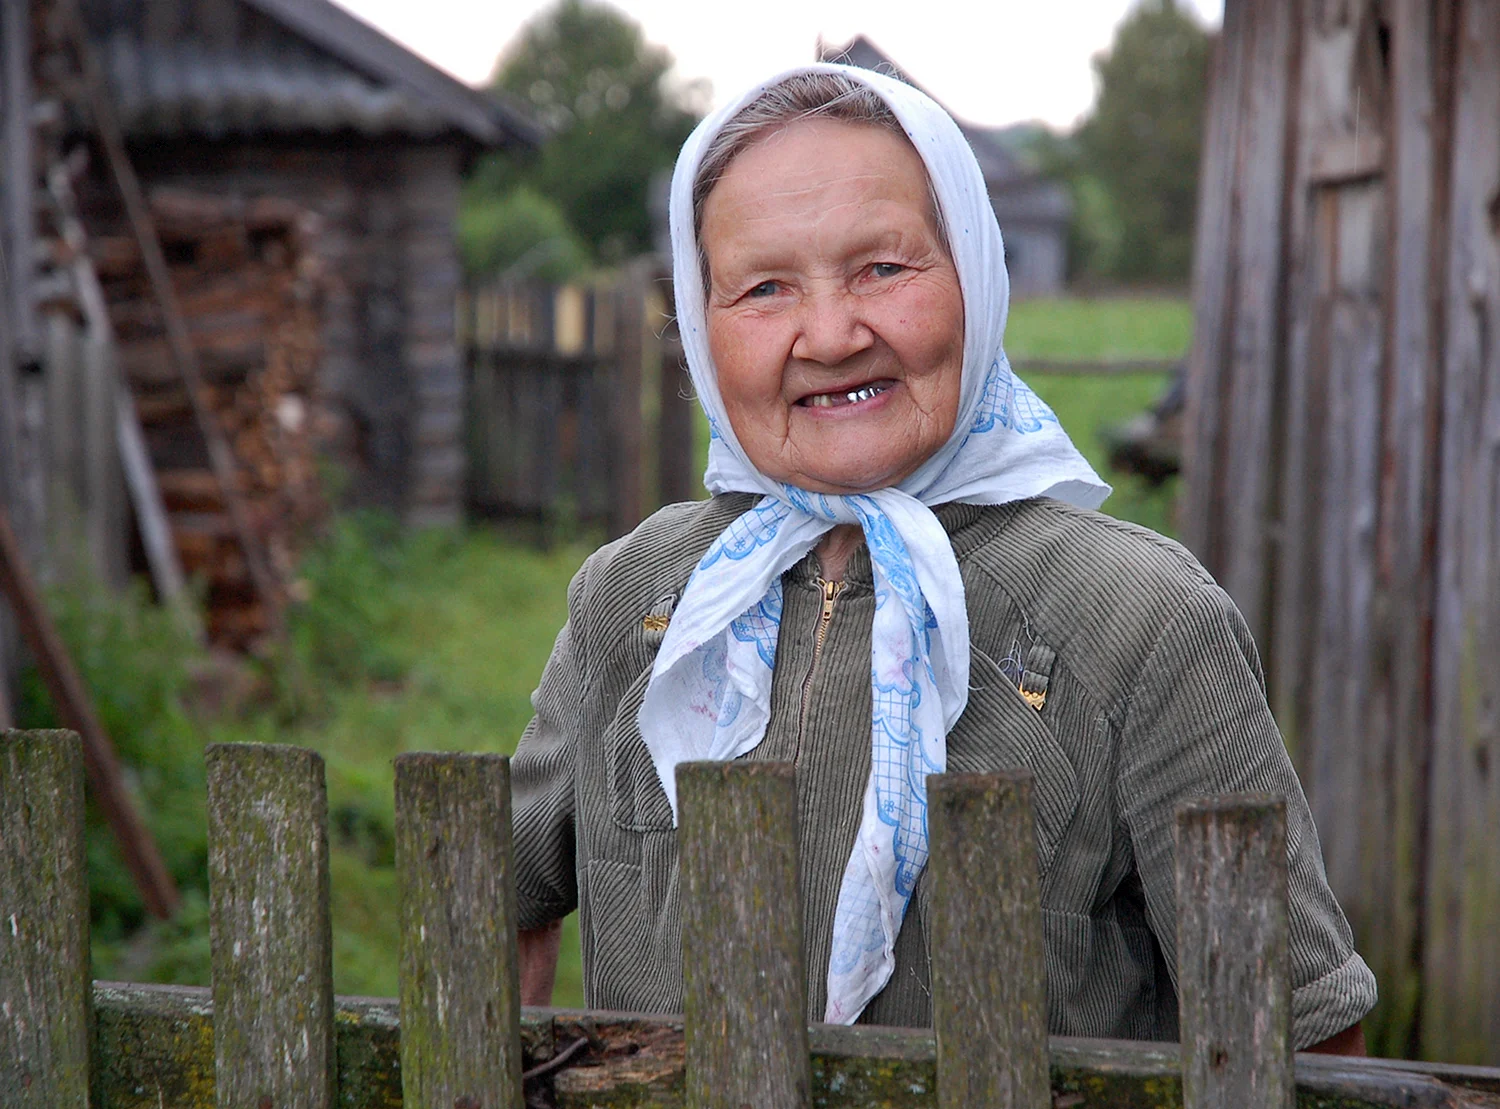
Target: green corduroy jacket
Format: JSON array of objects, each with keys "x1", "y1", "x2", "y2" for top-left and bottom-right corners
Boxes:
[{"x1": 511, "y1": 494, "x2": 1377, "y2": 1048}]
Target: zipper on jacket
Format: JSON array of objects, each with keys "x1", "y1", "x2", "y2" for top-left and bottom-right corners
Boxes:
[{"x1": 795, "y1": 576, "x2": 845, "y2": 764}]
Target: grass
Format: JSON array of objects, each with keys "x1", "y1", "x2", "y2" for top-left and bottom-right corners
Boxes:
[
  {"x1": 23, "y1": 295, "x2": 1186, "y2": 1012},
  {"x1": 1008, "y1": 296, "x2": 1189, "y2": 539},
  {"x1": 19, "y1": 517, "x2": 592, "y2": 1005},
  {"x1": 1005, "y1": 295, "x2": 1193, "y2": 362}
]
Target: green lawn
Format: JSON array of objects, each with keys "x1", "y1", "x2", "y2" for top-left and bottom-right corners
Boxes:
[
  {"x1": 35, "y1": 296, "x2": 1187, "y2": 1011},
  {"x1": 1006, "y1": 295, "x2": 1192, "y2": 361}
]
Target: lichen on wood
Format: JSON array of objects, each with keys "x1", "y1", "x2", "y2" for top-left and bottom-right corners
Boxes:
[
  {"x1": 677, "y1": 760, "x2": 811, "y2": 1109},
  {"x1": 394, "y1": 752, "x2": 523, "y2": 1109},
  {"x1": 1176, "y1": 795, "x2": 1292, "y2": 1109},
  {"x1": 928, "y1": 771, "x2": 1050, "y2": 1108},
  {"x1": 207, "y1": 742, "x2": 336, "y2": 1108},
  {"x1": 81, "y1": 986, "x2": 1500, "y2": 1108},
  {"x1": 0, "y1": 730, "x2": 92, "y2": 1106}
]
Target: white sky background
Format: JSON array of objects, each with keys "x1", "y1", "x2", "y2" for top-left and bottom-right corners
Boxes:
[{"x1": 333, "y1": 0, "x2": 1223, "y2": 131}]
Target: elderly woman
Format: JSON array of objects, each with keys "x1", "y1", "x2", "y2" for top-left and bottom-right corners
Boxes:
[{"x1": 511, "y1": 65, "x2": 1376, "y2": 1052}]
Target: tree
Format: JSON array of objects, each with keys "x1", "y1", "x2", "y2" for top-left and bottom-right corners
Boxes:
[
  {"x1": 465, "y1": 0, "x2": 703, "y2": 271},
  {"x1": 1076, "y1": 0, "x2": 1211, "y2": 283}
]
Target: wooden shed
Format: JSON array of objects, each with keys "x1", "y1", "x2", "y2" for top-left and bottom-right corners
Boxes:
[
  {"x1": 1, "y1": 0, "x2": 536, "y2": 663},
  {"x1": 78, "y1": 0, "x2": 538, "y2": 527},
  {"x1": 1184, "y1": 0, "x2": 1500, "y2": 1064}
]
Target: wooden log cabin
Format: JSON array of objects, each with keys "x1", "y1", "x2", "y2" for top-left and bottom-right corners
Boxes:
[
  {"x1": 0, "y1": 0, "x2": 537, "y2": 658},
  {"x1": 1184, "y1": 0, "x2": 1500, "y2": 1066},
  {"x1": 79, "y1": 0, "x2": 539, "y2": 528}
]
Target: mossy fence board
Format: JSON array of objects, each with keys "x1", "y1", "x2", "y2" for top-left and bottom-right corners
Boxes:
[{"x1": 7, "y1": 730, "x2": 1500, "y2": 1108}]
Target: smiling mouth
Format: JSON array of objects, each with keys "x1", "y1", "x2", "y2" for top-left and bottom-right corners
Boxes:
[{"x1": 800, "y1": 380, "x2": 894, "y2": 408}]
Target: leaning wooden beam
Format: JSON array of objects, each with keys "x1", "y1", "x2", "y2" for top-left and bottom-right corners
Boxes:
[
  {"x1": 1176, "y1": 795, "x2": 1293, "y2": 1109},
  {"x1": 206, "y1": 743, "x2": 335, "y2": 1109},
  {"x1": 59, "y1": 1, "x2": 283, "y2": 635},
  {"x1": 0, "y1": 506, "x2": 179, "y2": 918},
  {"x1": 84, "y1": 985, "x2": 1500, "y2": 1108},
  {"x1": 44, "y1": 162, "x2": 198, "y2": 636},
  {"x1": 678, "y1": 760, "x2": 812, "y2": 1109},
  {"x1": 1, "y1": 0, "x2": 38, "y2": 365},
  {"x1": 0, "y1": 730, "x2": 92, "y2": 1104},
  {"x1": 395, "y1": 752, "x2": 525, "y2": 1109},
  {"x1": 928, "y1": 771, "x2": 1050, "y2": 1108}
]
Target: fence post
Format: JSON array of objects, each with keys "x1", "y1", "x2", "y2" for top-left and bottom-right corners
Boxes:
[
  {"x1": 394, "y1": 752, "x2": 524, "y2": 1109},
  {"x1": 207, "y1": 742, "x2": 336, "y2": 1109},
  {"x1": 1176, "y1": 794, "x2": 1293, "y2": 1109},
  {"x1": 927, "y1": 770, "x2": 1050, "y2": 1108},
  {"x1": 656, "y1": 311, "x2": 697, "y2": 506},
  {"x1": 609, "y1": 280, "x2": 644, "y2": 538},
  {"x1": 0, "y1": 730, "x2": 91, "y2": 1104},
  {"x1": 677, "y1": 760, "x2": 810, "y2": 1109}
]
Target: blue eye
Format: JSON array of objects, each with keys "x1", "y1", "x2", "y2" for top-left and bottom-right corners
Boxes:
[
  {"x1": 872, "y1": 262, "x2": 905, "y2": 278},
  {"x1": 748, "y1": 281, "x2": 779, "y2": 297}
]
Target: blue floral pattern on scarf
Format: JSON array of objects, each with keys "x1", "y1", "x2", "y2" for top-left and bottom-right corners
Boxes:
[
  {"x1": 972, "y1": 360, "x2": 1060, "y2": 435},
  {"x1": 698, "y1": 499, "x2": 792, "y2": 569},
  {"x1": 729, "y1": 580, "x2": 783, "y2": 670}
]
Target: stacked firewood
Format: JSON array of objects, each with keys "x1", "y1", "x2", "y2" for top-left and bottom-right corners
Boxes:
[{"x1": 89, "y1": 188, "x2": 329, "y2": 647}]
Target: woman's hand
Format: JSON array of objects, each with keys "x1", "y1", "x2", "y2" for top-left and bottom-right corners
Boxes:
[{"x1": 519, "y1": 920, "x2": 563, "y2": 1007}]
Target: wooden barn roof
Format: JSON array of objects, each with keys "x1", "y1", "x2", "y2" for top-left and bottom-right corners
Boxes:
[
  {"x1": 818, "y1": 34, "x2": 1070, "y2": 223},
  {"x1": 81, "y1": 0, "x2": 540, "y2": 147}
]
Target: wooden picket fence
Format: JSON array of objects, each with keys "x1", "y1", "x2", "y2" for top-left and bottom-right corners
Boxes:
[
  {"x1": 460, "y1": 276, "x2": 698, "y2": 542},
  {"x1": 5, "y1": 730, "x2": 1500, "y2": 1108}
]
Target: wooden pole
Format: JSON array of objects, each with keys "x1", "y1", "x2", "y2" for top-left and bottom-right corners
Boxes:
[
  {"x1": 1176, "y1": 794, "x2": 1293, "y2": 1109},
  {"x1": 609, "y1": 280, "x2": 644, "y2": 538},
  {"x1": 0, "y1": 232, "x2": 17, "y2": 732},
  {"x1": 656, "y1": 308, "x2": 697, "y2": 506},
  {"x1": 395, "y1": 752, "x2": 524, "y2": 1109},
  {"x1": 2, "y1": 0, "x2": 38, "y2": 366},
  {"x1": 60, "y1": 1, "x2": 282, "y2": 635},
  {"x1": 207, "y1": 743, "x2": 336, "y2": 1109},
  {"x1": 928, "y1": 771, "x2": 1050, "y2": 1109},
  {"x1": 0, "y1": 730, "x2": 92, "y2": 1104},
  {"x1": 677, "y1": 760, "x2": 811, "y2": 1109},
  {"x1": 44, "y1": 162, "x2": 198, "y2": 632},
  {"x1": 0, "y1": 502, "x2": 179, "y2": 918}
]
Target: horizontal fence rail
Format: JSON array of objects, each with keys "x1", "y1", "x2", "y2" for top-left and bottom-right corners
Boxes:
[
  {"x1": 5, "y1": 728, "x2": 1500, "y2": 1108},
  {"x1": 1012, "y1": 357, "x2": 1182, "y2": 376}
]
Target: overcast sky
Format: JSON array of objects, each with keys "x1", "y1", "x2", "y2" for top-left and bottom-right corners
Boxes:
[{"x1": 334, "y1": 0, "x2": 1223, "y2": 131}]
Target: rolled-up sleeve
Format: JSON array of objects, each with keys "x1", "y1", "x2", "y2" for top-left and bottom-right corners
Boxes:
[
  {"x1": 1116, "y1": 584, "x2": 1378, "y2": 1049},
  {"x1": 511, "y1": 563, "x2": 593, "y2": 931}
]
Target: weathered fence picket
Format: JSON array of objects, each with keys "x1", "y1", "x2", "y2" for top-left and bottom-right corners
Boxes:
[
  {"x1": 394, "y1": 752, "x2": 524, "y2": 1109},
  {"x1": 206, "y1": 742, "x2": 336, "y2": 1109},
  {"x1": 677, "y1": 760, "x2": 812, "y2": 1109},
  {"x1": 928, "y1": 771, "x2": 1050, "y2": 1108},
  {"x1": 8, "y1": 730, "x2": 1500, "y2": 1106},
  {"x1": 0, "y1": 730, "x2": 91, "y2": 1105},
  {"x1": 1176, "y1": 795, "x2": 1293, "y2": 1109}
]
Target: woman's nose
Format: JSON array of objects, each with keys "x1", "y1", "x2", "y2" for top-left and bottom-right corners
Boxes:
[{"x1": 789, "y1": 291, "x2": 875, "y2": 365}]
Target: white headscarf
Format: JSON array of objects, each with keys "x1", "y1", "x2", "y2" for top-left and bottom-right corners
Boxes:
[{"x1": 640, "y1": 63, "x2": 1110, "y2": 1023}]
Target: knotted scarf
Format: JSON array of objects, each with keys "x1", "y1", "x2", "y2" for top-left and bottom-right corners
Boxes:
[{"x1": 639, "y1": 63, "x2": 1110, "y2": 1022}]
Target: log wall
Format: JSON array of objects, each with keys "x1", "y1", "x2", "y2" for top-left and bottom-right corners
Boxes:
[
  {"x1": 121, "y1": 139, "x2": 471, "y2": 528},
  {"x1": 1183, "y1": 0, "x2": 1499, "y2": 1063}
]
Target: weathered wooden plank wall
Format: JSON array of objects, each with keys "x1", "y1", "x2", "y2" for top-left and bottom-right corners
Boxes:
[
  {"x1": 1183, "y1": 0, "x2": 1498, "y2": 1064},
  {"x1": 1426, "y1": 0, "x2": 1500, "y2": 1065}
]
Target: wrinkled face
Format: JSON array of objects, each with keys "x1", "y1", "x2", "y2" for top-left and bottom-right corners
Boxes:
[{"x1": 700, "y1": 118, "x2": 964, "y2": 495}]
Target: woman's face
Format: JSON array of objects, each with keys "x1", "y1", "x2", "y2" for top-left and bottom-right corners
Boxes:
[{"x1": 700, "y1": 118, "x2": 964, "y2": 495}]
